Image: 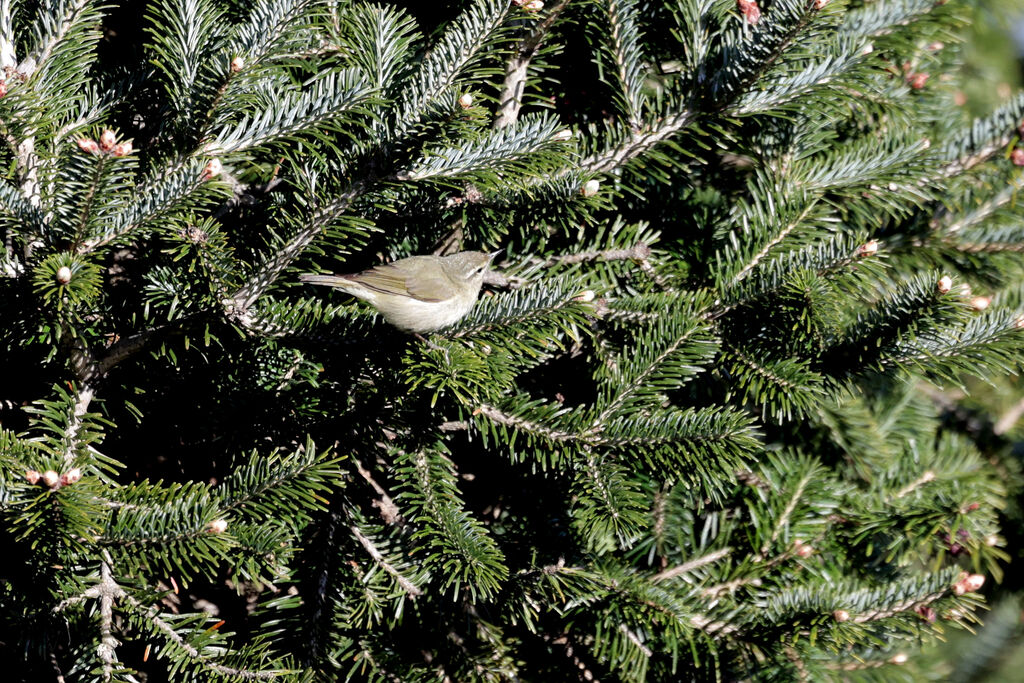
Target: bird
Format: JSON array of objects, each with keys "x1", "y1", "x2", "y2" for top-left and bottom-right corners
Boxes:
[{"x1": 300, "y1": 250, "x2": 498, "y2": 333}]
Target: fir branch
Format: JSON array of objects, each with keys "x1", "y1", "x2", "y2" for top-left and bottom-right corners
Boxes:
[
  {"x1": 24, "y1": 0, "x2": 96, "y2": 79},
  {"x1": 848, "y1": 589, "x2": 946, "y2": 623},
  {"x1": 350, "y1": 525, "x2": 422, "y2": 598},
  {"x1": 652, "y1": 547, "x2": 732, "y2": 582},
  {"x1": 397, "y1": 0, "x2": 509, "y2": 128},
  {"x1": 758, "y1": 469, "x2": 815, "y2": 558},
  {"x1": 942, "y1": 173, "x2": 1024, "y2": 235},
  {"x1": 122, "y1": 591, "x2": 295, "y2": 680},
  {"x1": 581, "y1": 109, "x2": 693, "y2": 174},
  {"x1": 731, "y1": 202, "x2": 818, "y2": 283},
  {"x1": 494, "y1": 0, "x2": 571, "y2": 129},
  {"x1": 603, "y1": 0, "x2": 647, "y2": 131},
  {"x1": 940, "y1": 91, "x2": 1024, "y2": 177},
  {"x1": 227, "y1": 184, "x2": 363, "y2": 316}
]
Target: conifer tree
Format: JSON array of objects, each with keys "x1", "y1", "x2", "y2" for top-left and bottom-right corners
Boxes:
[{"x1": 2, "y1": 0, "x2": 1023, "y2": 680}]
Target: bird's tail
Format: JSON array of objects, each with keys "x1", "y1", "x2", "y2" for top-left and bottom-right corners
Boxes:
[{"x1": 299, "y1": 273, "x2": 353, "y2": 288}]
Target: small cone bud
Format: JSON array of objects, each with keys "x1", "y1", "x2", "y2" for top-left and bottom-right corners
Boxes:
[
  {"x1": 857, "y1": 240, "x2": 878, "y2": 257},
  {"x1": 458, "y1": 93, "x2": 473, "y2": 109},
  {"x1": 1016, "y1": 316, "x2": 1024, "y2": 329},
  {"x1": 793, "y1": 539, "x2": 814, "y2": 557},
  {"x1": 737, "y1": 0, "x2": 760, "y2": 24},
  {"x1": 56, "y1": 266, "x2": 72, "y2": 284},
  {"x1": 574, "y1": 290, "x2": 596, "y2": 302},
  {"x1": 1012, "y1": 148, "x2": 1024, "y2": 167},
  {"x1": 908, "y1": 73, "x2": 929, "y2": 90},
  {"x1": 41, "y1": 470, "x2": 60, "y2": 487},
  {"x1": 927, "y1": 41, "x2": 944, "y2": 52},
  {"x1": 77, "y1": 138, "x2": 100, "y2": 154},
  {"x1": 203, "y1": 158, "x2": 222, "y2": 180},
  {"x1": 25, "y1": 470, "x2": 41, "y2": 485},
  {"x1": 915, "y1": 605, "x2": 937, "y2": 623},
  {"x1": 111, "y1": 141, "x2": 133, "y2": 157},
  {"x1": 937, "y1": 275, "x2": 952, "y2": 294},
  {"x1": 860, "y1": 43, "x2": 873, "y2": 56},
  {"x1": 953, "y1": 572, "x2": 985, "y2": 595},
  {"x1": 61, "y1": 468, "x2": 82, "y2": 486},
  {"x1": 890, "y1": 653, "x2": 908, "y2": 665},
  {"x1": 99, "y1": 129, "x2": 116, "y2": 151},
  {"x1": 970, "y1": 296, "x2": 990, "y2": 311},
  {"x1": 581, "y1": 179, "x2": 600, "y2": 197},
  {"x1": 553, "y1": 129, "x2": 573, "y2": 142},
  {"x1": 208, "y1": 519, "x2": 228, "y2": 533},
  {"x1": 813, "y1": 0, "x2": 828, "y2": 8},
  {"x1": 986, "y1": 534, "x2": 999, "y2": 546},
  {"x1": 523, "y1": 0, "x2": 544, "y2": 10},
  {"x1": 833, "y1": 609, "x2": 849, "y2": 622},
  {"x1": 954, "y1": 91, "x2": 967, "y2": 106},
  {"x1": 0, "y1": 78, "x2": 7, "y2": 97},
  {"x1": 230, "y1": 56, "x2": 244, "y2": 73}
]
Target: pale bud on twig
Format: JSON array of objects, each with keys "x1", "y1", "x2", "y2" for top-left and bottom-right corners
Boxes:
[
  {"x1": 77, "y1": 138, "x2": 100, "y2": 154},
  {"x1": 111, "y1": 141, "x2": 133, "y2": 157},
  {"x1": 1012, "y1": 148, "x2": 1024, "y2": 167},
  {"x1": 523, "y1": 0, "x2": 544, "y2": 10},
  {"x1": 574, "y1": 290, "x2": 595, "y2": 303},
  {"x1": 25, "y1": 470, "x2": 41, "y2": 485},
  {"x1": 56, "y1": 266, "x2": 72, "y2": 284},
  {"x1": 937, "y1": 275, "x2": 952, "y2": 294},
  {"x1": 970, "y1": 296, "x2": 990, "y2": 311},
  {"x1": 581, "y1": 179, "x2": 600, "y2": 197},
  {"x1": 458, "y1": 93, "x2": 473, "y2": 109},
  {"x1": 99, "y1": 129, "x2": 116, "y2": 151},
  {"x1": 832, "y1": 609, "x2": 849, "y2": 622},
  {"x1": 857, "y1": 240, "x2": 878, "y2": 257},
  {"x1": 61, "y1": 468, "x2": 82, "y2": 486},
  {"x1": 813, "y1": 0, "x2": 828, "y2": 8},
  {"x1": 860, "y1": 43, "x2": 874, "y2": 56},
  {"x1": 953, "y1": 572, "x2": 985, "y2": 595},
  {"x1": 203, "y1": 158, "x2": 222, "y2": 180},
  {"x1": 552, "y1": 129, "x2": 573, "y2": 142},
  {"x1": 890, "y1": 653, "x2": 908, "y2": 665},
  {"x1": 230, "y1": 56, "x2": 244, "y2": 73},
  {"x1": 41, "y1": 470, "x2": 60, "y2": 488},
  {"x1": 208, "y1": 519, "x2": 228, "y2": 533},
  {"x1": 793, "y1": 539, "x2": 814, "y2": 557}
]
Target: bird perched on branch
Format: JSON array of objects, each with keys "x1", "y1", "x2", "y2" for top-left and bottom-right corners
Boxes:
[{"x1": 300, "y1": 251, "x2": 498, "y2": 333}]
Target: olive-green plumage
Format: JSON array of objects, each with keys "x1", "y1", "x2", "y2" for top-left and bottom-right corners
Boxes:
[{"x1": 300, "y1": 251, "x2": 497, "y2": 333}]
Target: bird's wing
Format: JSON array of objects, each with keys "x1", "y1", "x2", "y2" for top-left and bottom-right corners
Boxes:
[{"x1": 350, "y1": 259, "x2": 450, "y2": 302}]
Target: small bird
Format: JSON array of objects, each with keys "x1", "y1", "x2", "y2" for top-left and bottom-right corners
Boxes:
[{"x1": 300, "y1": 250, "x2": 498, "y2": 333}]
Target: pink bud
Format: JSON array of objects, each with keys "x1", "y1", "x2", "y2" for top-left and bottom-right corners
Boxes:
[
  {"x1": 458, "y1": 93, "x2": 473, "y2": 109},
  {"x1": 937, "y1": 275, "x2": 952, "y2": 294},
  {"x1": 25, "y1": 470, "x2": 41, "y2": 485},
  {"x1": 857, "y1": 240, "x2": 879, "y2": 257},
  {"x1": 41, "y1": 470, "x2": 60, "y2": 488},
  {"x1": 833, "y1": 609, "x2": 849, "y2": 622},
  {"x1": 77, "y1": 138, "x2": 100, "y2": 154},
  {"x1": 970, "y1": 296, "x2": 990, "y2": 311},
  {"x1": 738, "y1": 0, "x2": 760, "y2": 24},
  {"x1": 523, "y1": 0, "x2": 544, "y2": 10},
  {"x1": 111, "y1": 141, "x2": 133, "y2": 157},
  {"x1": 1012, "y1": 148, "x2": 1024, "y2": 167},
  {"x1": 99, "y1": 129, "x2": 116, "y2": 151},
  {"x1": 208, "y1": 519, "x2": 228, "y2": 533},
  {"x1": 0, "y1": 78, "x2": 7, "y2": 97},
  {"x1": 908, "y1": 73, "x2": 929, "y2": 90},
  {"x1": 203, "y1": 158, "x2": 222, "y2": 180},
  {"x1": 61, "y1": 468, "x2": 82, "y2": 486}
]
